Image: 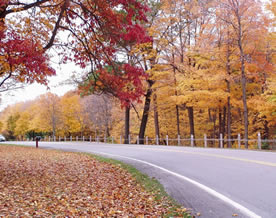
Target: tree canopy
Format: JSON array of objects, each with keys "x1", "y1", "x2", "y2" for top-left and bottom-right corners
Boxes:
[
  {"x1": 0, "y1": 0, "x2": 275, "y2": 147},
  {"x1": 0, "y1": 0, "x2": 151, "y2": 105}
]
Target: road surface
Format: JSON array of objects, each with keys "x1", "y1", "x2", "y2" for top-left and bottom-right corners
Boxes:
[{"x1": 2, "y1": 141, "x2": 276, "y2": 218}]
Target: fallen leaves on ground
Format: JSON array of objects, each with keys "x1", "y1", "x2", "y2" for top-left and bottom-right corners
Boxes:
[{"x1": 0, "y1": 146, "x2": 181, "y2": 217}]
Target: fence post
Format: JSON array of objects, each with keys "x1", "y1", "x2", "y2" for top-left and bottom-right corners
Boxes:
[
  {"x1": 128, "y1": 135, "x2": 131, "y2": 144},
  {"x1": 83, "y1": 136, "x2": 85, "y2": 142},
  {"x1": 54, "y1": 136, "x2": 56, "y2": 142},
  {"x1": 166, "y1": 135, "x2": 169, "y2": 146},
  {"x1": 156, "y1": 135, "x2": 159, "y2": 145},
  {"x1": 59, "y1": 136, "x2": 61, "y2": 142},
  {"x1": 49, "y1": 136, "x2": 51, "y2": 142},
  {"x1": 238, "y1": 134, "x2": 241, "y2": 149},
  {"x1": 220, "y1": 133, "x2": 223, "y2": 148},
  {"x1": 258, "y1": 132, "x2": 262, "y2": 150},
  {"x1": 137, "y1": 136, "x2": 139, "y2": 145},
  {"x1": 36, "y1": 137, "x2": 39, "y2": 148},
  {"x1": 146, "y1": 136, "x2": 148, "y2": 145},
  {"x1": 112, "y1": 136, "x2": 114, "y2": 144},
  {"x1": 70, "y1": 136, "x2": 72, "y2": 142},
  {"x1": 204, "y1": 134, "x2": 207, "y2": 148},
  {"x1": 64, "y1": 136, "x2": 66, "y2": 142},
  {"x1": 191, "y1": 135, "x2": 194, "y2": 147},
  {"x1": 90, "y1": 136, "x2": 92, "y2": 142},
  {"x1": 120, "y1": 135, "x2": 122, "y2": 144},
  {"x1": 97, "y1": 136, "x2": 99, "y2": 143},
  {"x1": 177, "y1": 135, "x2": 180, "y2": 146},
  {"x1": 76, "y1": 136, "x2": 78, "y2": 142}
]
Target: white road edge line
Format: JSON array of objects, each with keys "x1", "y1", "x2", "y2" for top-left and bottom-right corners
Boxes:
[{"x1": 94, "y1": 151, "x2": 261, "y2": 218}]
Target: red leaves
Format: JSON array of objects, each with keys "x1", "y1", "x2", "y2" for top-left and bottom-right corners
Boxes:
[
  {"x1": 1, "y1": 0, "x2": 151, "y2": 104},
  {"x1": 0, "y1": 146, "x2": 172, "y2": 217},
  {"x1": 61, "y1": 0, "x2": 152, "y2": 106},
  {"x1": 79, "y1": 63, "x2": 147, "y2": 107},
  {"x1": 0, "y1": 0, "x2": 8, "y2": 10},
  {"x1": 0, "y1": 26, "x2": 55, "y2": 86},
  {"x1": 122, "y1": 24, "x2": 152, "y2": 44}
]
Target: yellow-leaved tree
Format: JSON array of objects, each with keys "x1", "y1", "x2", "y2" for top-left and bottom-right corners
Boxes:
[
  {"x1": 38, "y1": 93, "x2": 62, "y2": 137},
  {"x1": 60, "y1": 92, "x2": 86, "y2": 137}
]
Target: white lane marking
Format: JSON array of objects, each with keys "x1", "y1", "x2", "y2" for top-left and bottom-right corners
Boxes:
[{"x1": 94, "y1": 151, "x2": 261, "y2": 218}]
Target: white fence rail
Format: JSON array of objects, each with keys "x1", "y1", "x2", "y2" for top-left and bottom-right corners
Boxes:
[{"x1": 25, "y1": 132, "x2": 276, "y2": 150}]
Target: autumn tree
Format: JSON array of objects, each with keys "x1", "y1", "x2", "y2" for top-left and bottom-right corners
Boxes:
[
  {"x1": 0, "y1": 120, "x2": 3, "y2": 132},
  {"x1": 6, "y1": 113, "x2": 20, "y2": 140},
  {"x1": 81, "y1": 94, "x2": 114, "y2": 139},
  {"x1": 214, "y1": 0, "x2": 272, "y2": 147},
  {"x1": 1, "y1": 0, "x2": 150, "y2": 107},
  {"x1": 0, "y1": 0, "x2": 61, "y2": 92},
  {"x1": 68, "y1": 0, "x2": 151, "y2": 143},
  {"x1": 64, "y1": 0, "x2": 151, "y2": 102},
  {"x1": 1, "y1": 0, "x2": 274, "y2": 147},
  {"x1": 38, "y1": 93, "x2": 62, "y2": 137},
  {"x1": 148, "y1": 0, "x2": 216, "y2": 141},
  {"x1": 131, "y1": 0, "x2": 171, "y2": 144},
  {"x1": 14, "y1": 111, "x2": 31, "y2": 139},
  {"x1": 60, "y1": 93, "x2": 86, "y2": 137}
]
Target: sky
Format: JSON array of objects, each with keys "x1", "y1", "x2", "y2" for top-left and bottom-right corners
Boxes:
[
  {"x1": 0, "y1": 62, "x2": 78, "y2": 112},
  {"x1": 0, "y1": 9, "x2": 82, "y2": 112}
]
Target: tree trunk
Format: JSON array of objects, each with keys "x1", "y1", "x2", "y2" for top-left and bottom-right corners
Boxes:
[
  {"x1": 187, "y1": 106, "x2": 195, "y2": 145},
  {"x1": 213, "y1": 116, "x2": 216, "y2": 146},
  {"x1": 219, "y1": 107, "x2": 227, "y2": 147},
  {"x1": 236, "y1": 3, "x2": 249, "y2": 148},
  {"x1": 264, "y1": 119, "x2": 269, "y2": 140},
  {"x1": 124, "y1": 106, "x2": 130, "y2": 144},
  {"x1": 209, "y1": 109, "x2": 217, "y2": 147},
  {"x1": 219, "y1": 109, "x2": 222, "y2": 136},
  {"x1": 105, "y1": 126, "x2": 110, "y2": 138},
  {"x1": 52, "y1": 115, "x2": 56, "y2": 138},
  {"x1": 153, "y1": 92, "x2": 160, "y2": 140},
  {"x1": 172, "y1": 53, "x2": 181, "y2": 136},
  {"x1": 241, "y1": 67, "x2": 249, "y2": 148},
  {"x1": 226, "y1": 29, "x2": 232, "y2": 148},
  {"x1": 138, "y1": 80, "x2": 154, "y2": 144},
  {"x1": 218, "y1": 107, "x2": 226, "y2": 137},
  {"x1": 222, "y1": 106, "x2": 226, "y2": 138},
  {"x1": 226, "y1": 69, "x2": 232, "y2": 147},
  {"x1": 176, "y1": 105, "x2": 180, "y2": 136},
  {"x1": 227, "y1": 96, "x2": 232, "y2": 148}
]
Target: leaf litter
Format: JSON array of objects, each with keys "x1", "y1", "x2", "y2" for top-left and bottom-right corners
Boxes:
[{"x1": 0, "y1": 146, "x2": 190, "y2": 217}]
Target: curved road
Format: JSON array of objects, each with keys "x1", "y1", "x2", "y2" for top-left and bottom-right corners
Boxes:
[{"x1": 2, "y1": 141, "x2": 276, "y2": 218}]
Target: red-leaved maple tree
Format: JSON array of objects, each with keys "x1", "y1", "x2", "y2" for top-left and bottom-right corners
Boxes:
[
  {"x1": 66, "y1": 0, "x2": 151, "y2": 106},
  {"x1": 0, "y1": 4, "x2": 55, "y2": 92},
  {"x1": 1, "y1": 0, "x2": 151, "y2": 106}
]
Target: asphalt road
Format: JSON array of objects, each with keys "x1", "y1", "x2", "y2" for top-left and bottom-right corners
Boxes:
[{"x1": 2, "y1": 141, "x2": 276, "y2": 218}]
